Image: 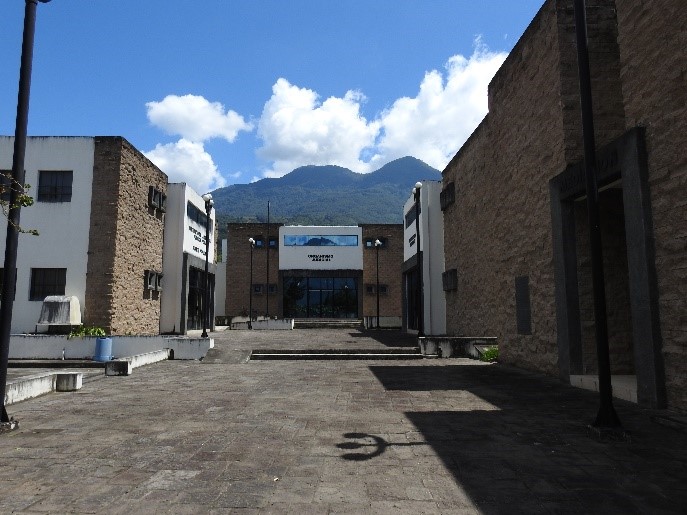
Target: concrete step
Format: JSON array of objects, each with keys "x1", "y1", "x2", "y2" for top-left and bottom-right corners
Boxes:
[
  {"x1": 250, "y1": 347, "x2": 423, "y2": 360},
  {"x1": 293, "y1": 319, "x2": 363, "y2": 329}
]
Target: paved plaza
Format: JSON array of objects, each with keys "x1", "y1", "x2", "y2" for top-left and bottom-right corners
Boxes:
[{"x1": 2, "y1": 328, "x2": 687, "y2": 514}]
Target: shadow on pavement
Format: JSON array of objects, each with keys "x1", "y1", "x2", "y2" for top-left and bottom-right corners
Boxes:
[
  {"x1": 347, "y1": 330, "x2": 418, "y2": 348},
  {"x1": 349, "y1": 364, "x2": 687, "y2": 513}
]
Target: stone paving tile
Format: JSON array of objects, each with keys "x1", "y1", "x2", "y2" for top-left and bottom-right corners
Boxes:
[{"x1": 2, "y1": 328, "x2": 687, "y2": 513}]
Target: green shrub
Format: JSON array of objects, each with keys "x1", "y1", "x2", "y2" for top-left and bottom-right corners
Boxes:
[
  {"x1": 480, "y1": 346, "x2": 499, "y2": 362},
  {"x1": 69, "y1": 325, "x2": 107, "y2": 338}
]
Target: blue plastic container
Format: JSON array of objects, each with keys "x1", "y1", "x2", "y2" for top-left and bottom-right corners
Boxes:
[{"x1": 93, "y1": 337, "x2": 113, "y2": 362}]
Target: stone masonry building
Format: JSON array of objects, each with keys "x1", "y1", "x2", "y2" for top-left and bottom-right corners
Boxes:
[{"x1": 441, "y1": 0, "x2": 686, "y2": 411}]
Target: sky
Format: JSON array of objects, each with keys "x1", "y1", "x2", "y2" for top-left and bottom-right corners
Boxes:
[{"x1": 0, "y1": 1, "x2": 544, "y2": 194}]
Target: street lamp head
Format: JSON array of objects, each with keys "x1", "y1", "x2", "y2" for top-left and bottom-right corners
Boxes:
[
  {"x1": 201, "y1": 193, "x2": 213, "y2": 203},
  {"x1": 415, "y1": 181, "x2": 422, "y2": 190},
  {"x1": 248, "y1": 237, "x2": 255, "y2": 246},
  {"x1": 374, "y1": 239, "x2": 382, "y2": 247}
]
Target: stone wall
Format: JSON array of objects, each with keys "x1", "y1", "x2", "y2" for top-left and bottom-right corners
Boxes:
[
  {"x1": 615, "y1": 0, "x2": 687, "y2": 409},
  {"x1": 85, "y1": 138, "x2": 166, "y2": 335},
  {"x1": 84, "y1": 138, "x2": 119, "y2": 330},
  {"x1": 361, "y1": 224, "x2": 404, "y2": 319},
  {"x1": 442, "y1": 0, "x2": 625, "y2": 376}
]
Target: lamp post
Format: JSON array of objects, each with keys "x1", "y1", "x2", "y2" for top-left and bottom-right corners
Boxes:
[
  {"x1": 413, "y1": 182, "x2": 424, "y2": 337},
  {"x1": 248, "y1": 237, "x2": 255, "y2": 329},
  {"x1": 0, "y1": 0, "x2": 51, "y2": 427},
  {"x1": 374, "y1": 239, "x2": 382, "y2": 329},
  {"x1": 200, "y1": 193, "x2": 213, "y2": 338},
  {"x1": 573, "y1": 0, "x2": 621, "y2": 431}
]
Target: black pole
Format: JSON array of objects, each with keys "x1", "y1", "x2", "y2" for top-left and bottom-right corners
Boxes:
[
  {"x1": 573, "y1": 0, "x2": 620, "y2": 429},
  {"x1": 266, "y1": 200, "x2": 270, "y2": 318},
  {"x1": 375, "y1": 240, "x2": 380, "y2": 329},
  {"x1": 0, "y1": 0, "x2": 49, "y2": 426},
  {"x1": 201, "y1": 197, "x2": 212, "y2": 338},
  {"x1": 414, "y1": 184, "x2": 424, "y2": 337},
  {"x1": 249, "y1": 239, "x2": 254, "y2": 329}
]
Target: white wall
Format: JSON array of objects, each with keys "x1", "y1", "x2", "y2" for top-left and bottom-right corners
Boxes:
[
  {"x1": 279, "y1": 226, "x2": 363, "y2": 271},
  {"x1": 160, "y1": 183, "x2": 216, "y2": 333},
  {"x1": 0, "y1": 137, "x2": 94, "y2": 333},
  {"x1": 403, "y1": 181, "x2": 446, "y2": 335}
]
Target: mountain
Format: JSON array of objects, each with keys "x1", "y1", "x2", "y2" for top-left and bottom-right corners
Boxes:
[{"x1": 211, "y1": 156, "x2": 441, "y2": 233}]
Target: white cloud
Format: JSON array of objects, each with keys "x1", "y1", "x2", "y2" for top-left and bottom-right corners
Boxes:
[
  {"x1": 254, "y1": 39, "x2": 506, "y2": 178},
  {"x1": 146, "y1": 94, "x2": 252, "y2": 143},
  {"x1": 374, "y1": 38, "x2": 507, "y2": 171},
  {"x1": 256, "y1": 78, "x2": 381, "y2": 177},
  {"x1": 144, "y1": 139, "x2": 226, "y2": 193}
]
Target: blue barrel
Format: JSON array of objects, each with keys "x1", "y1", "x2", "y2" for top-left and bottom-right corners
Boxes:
[{"x1": 93, "y1": 337, "x2": 113, "y2": 362}]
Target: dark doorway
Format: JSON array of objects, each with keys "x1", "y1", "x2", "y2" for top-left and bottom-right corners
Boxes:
[
  {"x1": 283, "y1": 276, "x2": 358, "y2": 319},
  {"x1": 550, "y1": 128, "x2": 665, "y2": 408}
]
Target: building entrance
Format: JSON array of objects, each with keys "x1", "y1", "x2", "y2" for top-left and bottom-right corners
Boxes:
[
  {"x1": 283, "y1": 276, "x2": 358, "y2": 318},
  {"x1": 187, "y1": 266, "x2": 214, "y2": 330}
]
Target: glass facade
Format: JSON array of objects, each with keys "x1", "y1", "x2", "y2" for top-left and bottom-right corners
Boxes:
[
  {"x1": 283, "y1": 276, "x2": 358, "y2": 318},
  {"x1": 283, "y1": 235, "x2": 358, "y2": 247}
]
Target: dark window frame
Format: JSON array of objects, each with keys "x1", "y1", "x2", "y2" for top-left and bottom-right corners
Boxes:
[
  {"x1": 29, "y1": 268, "x2": 66, "y2": 301},
  {"x1": 37, "y1": 170, "x2": 73, "y2": 203}
]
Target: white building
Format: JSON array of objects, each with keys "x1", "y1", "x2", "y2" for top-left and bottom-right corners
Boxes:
[
  {"x1": 160, "y1": 183, "x2": 216, "y2": 334},
  {"x1": 0, "y1": 136, "x2": 214, "y2": 336},
  {"x1": 402, "y1": 180, "x2": 446, "y2": 336}
]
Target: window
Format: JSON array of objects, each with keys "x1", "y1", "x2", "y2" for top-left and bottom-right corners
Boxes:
[
  {"x1": 268, "y1": 237, "x2": 277, "y2": 248},
  {"x1": 0, "y1": 170, "x2": 13, "y2": 202},
  {"x1": 38, "y1": 171, "x2": 72, "y2": 202},
  {"x1": 405, "y1": 204, "x2": 420, "y2": 228},
  {"x1": 145, "y1": 270, "x2": 163, "y2": 291},
  {"x1": 442, "y1": 269, "x2": 458, "y2": 291},
  {"x1": 268, "y1": 283, "x2": 278, "y2": 294},
  {"x1": 187, "y1": 201, "x2": 209, "y2": 229},
  {"x1": 440, "y1": 182, "x2": 456, "y2": 211},
  {"x1": 253, "y1": 284, "x2": 263, "y2": 294},
  {"x1": 253, "y1": 238, "x2": 264, "y2": 248},
  {"x1": 284, "y1": 234, "x2": 358, "y2": 246},
  {"x1": 30, "y1": 268, "x2": 66, "y2": 301},
  {"x1": 365, "y1": 284, "x2": 388, "y2": 295},
  {"x1": 148, "y1": 186, "x2": 166, "y2": 212}
]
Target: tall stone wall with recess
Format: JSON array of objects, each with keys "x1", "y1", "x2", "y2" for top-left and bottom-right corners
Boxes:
[
  {"x1": 614, "y1": 0, "x2": 687, "y2": 409},
  {"x1": 442, "y1": 0, "x2": 625, "y2": 376}
]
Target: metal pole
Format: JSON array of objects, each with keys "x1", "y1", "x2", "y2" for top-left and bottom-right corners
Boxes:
[
  {"x1": 201, "y1": 198, "x2": 211, "y2": 338},
  {"x1": 414, "y1": 183, "x2": 424, "y2": 337},
  {"x1": 376, "y1": 240, "x2": 380, "y2": 329},
  {"x1": 0, "y1": 0, "x2": 49, "y2": 426},
  {"x1": 266, "y1": 200, "x2": 270, "y2": 318},
  {"x1": 249, "y1": 238, "x2": 254, "y2": 329},
  {"x1": 573, "y1": 0, "x2": 620, "y2": 429}
]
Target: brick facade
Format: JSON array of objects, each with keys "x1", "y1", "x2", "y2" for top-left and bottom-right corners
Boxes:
[
  {"x1": 361, "y1": 224, "x2": 404, "y2": 319},
  {"x1": 225, "y1": 223, "x2": 282, "y2": 318},
  {"x1": 225, "y1": 223, "x2": 404, "y2": 320},
  {"x1": 85, "y1": 137, "x2": 166, "y2": 335},
  {"x1": 442, "y1": 0, "x2": 686, "y2": 410}
]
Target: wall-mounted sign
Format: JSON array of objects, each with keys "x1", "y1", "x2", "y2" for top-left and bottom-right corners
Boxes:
[{"x1": 308, "y1": 254, "x2": 333, "y2": 262}]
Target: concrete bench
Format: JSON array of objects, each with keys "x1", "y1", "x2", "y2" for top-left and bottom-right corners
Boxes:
[
  {"x1": 105, "y1": 349, "x2": 171, "y2": 376},
  {"x1": 5, "y1": 371, "x2": 83, "y2": 405}
]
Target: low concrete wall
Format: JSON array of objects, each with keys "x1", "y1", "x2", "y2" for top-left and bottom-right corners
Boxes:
[
  {"x1": 9, "y1": 334, "x2": 213, "y2": 360},
  {"x1": 106, "y1": 349, "x2": 171, "y2": 376},
  {"x1": 419, "y1": 336, "x2": 498, "y2": 358},
  {"x1": 5, "y1": 371, "x2": 83, "y2": 406},
  {"x1": 231, "y1": 319, "x2": 294, "y2": 330}
]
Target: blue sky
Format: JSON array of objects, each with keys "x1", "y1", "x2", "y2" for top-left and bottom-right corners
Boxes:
[{"x1": 0, "y1": 1, "x2": 543, "y2": 193}]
